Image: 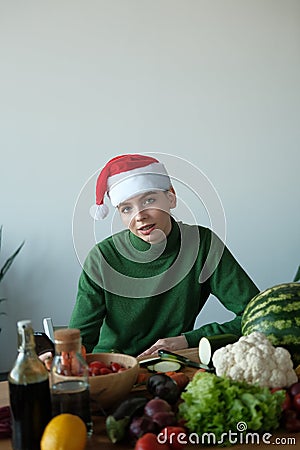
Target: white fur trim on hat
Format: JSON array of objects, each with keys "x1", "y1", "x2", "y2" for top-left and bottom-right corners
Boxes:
[{"x1": 108, "y1": 162, "x2": 171, "y2": 206}]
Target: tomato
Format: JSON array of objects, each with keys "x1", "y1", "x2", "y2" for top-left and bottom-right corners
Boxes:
[
  {"x1": 165, "y1": 372, "x2": 189, "y2": 391},
  {"x1": 136, "y1": 371, "x2": 151, "y2": 384},
  {"x1": 88, "y1": 360, "x2": 108, "y2": 370},
  {"x1": 88, "y1": 360, "x2": 110, "y2": 376},
  {"x1": 89, "y1": 367, "x2": 101, "y2": 376},
  {"x1": 87, "y1": 359, "x2": 128, "y2": 376},
  {"x1": 158, "y1": 426, "x2": 187, "y2": 449},
  {"x1": 100, "y1": 367, "x2": 113, "y2": 375},
  {"x1": 110, "y1": 362, "x2": 122, "y2": 372},
  {"x1": 61, "y1": 351, "x2": 71, "y2": 370},
  {"x1": 293, "y1": 393, "x2": 300, "y2": 412},
  {"x1": 134, "y1": 433, "x2": 170, "y2": 450}
]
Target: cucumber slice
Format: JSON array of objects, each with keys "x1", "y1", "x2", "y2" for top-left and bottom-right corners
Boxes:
[
  {"x1": 199, "y1": 337, "x2": 211, "y2": 366},
  {"x1": 147, "y1": 360, "x2": 181, "y2": 373},
  {"x1": 199, "y1": 334, "x2": 238, "y2": 366}
]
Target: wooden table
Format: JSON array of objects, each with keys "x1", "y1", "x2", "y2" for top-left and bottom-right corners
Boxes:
[{"x1": 1, "y1": 348, "x2": 299, "y2": 449}]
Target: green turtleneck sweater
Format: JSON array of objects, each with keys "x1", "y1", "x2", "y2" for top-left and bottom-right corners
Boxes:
[{"x1": 69, "y1": 221, "x2": 259, "y2": 356}]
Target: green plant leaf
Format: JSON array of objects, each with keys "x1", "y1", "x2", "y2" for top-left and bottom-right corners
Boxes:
[
  {"x1": 0, "y1": 229, "x2": 24, "y2": 332},
  {"x1": 293, "y1": 266, "x2": 300, "y2": 282},
  {"x1": 0, "y1": 241, "x2": 24, "y2": 283}
]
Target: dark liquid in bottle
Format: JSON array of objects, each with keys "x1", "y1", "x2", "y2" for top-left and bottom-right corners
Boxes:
[
  {"x1": 51, "y1": 380, "x2": 92, "y2": 434},
  {"x1": 9, "y1": 378, "x2": 51, "y2": 450}
]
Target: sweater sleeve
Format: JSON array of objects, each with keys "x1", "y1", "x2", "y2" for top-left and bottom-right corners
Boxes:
[
  {"x1": 69, "y1": 249, "x2": 107, "y2": 353},
  {"x1": 183, "y1": 229, "x2": 259, "y2": 348}
]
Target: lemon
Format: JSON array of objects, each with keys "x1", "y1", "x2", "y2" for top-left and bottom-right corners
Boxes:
[{"x1": 41, "y1": 413, "x2": 87, "y2": 450}]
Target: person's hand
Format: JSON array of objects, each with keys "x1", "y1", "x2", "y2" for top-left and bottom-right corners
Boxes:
[
  {"x1": 138, "y1": 335, "x2": 188, "y2": 357},
  {"x1": 39, "y1": 351, "x2": 53, "y2": 371}
]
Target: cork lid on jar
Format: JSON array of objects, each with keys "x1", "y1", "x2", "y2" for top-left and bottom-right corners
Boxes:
[{"x1": 54, "y1": 328, "x2": 81, "y2": 352}]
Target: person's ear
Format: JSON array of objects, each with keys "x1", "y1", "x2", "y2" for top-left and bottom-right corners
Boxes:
[{"x1": 167, "y1": 187, "x2": 177, "y2": 209}]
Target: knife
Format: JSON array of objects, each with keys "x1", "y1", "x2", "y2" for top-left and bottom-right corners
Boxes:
[
  {"x1": 43, "y1": 317, "x2": 55, "y2": 342},
  {"x1": 158, "y1": 349, "x2": 214, "y2": 372},
  {"x1": 139, "y1": 356, "x2": 162, "y2": 367}
]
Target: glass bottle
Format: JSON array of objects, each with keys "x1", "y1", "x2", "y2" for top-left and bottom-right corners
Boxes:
[
  {"x1": 8, "y1": 319, "x2": 52, "y2": 450},
  {"x1": 50, "y1": 328, "x2": 93, "y2": 435}
]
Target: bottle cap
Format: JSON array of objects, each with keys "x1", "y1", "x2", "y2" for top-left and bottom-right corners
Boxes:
[
  {"x1": 54, "y1": 328, "x2": 81, "y2": 352},
  {"x1": 16, "y1": 320, "x2": 36, "y2": 351},
  {"x1": 17, "y1": 319, "x2": 32, "y2": 330}
]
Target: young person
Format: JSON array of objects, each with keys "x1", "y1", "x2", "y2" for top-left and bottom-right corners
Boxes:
[{"x1": 69, "y1": 154, "x2": 259, "y2": 357}]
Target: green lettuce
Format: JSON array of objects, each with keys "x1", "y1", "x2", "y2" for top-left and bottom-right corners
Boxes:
[{"x1": 178, "y1": 372, "x2": 285, "y2": 445}]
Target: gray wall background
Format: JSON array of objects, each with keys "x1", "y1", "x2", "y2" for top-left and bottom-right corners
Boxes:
[{"x1": 1, "y1": 1, "x2": 299, "y2": 371}]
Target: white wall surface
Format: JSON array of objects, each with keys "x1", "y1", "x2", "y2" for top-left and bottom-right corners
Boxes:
[{"x1": 1, "y1": 0, "x2": 299, "y2": 372}]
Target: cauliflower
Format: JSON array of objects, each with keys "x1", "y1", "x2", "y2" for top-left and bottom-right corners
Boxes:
[{"x1": 212, "y1": 331, "x2": 297, "y2": 388}]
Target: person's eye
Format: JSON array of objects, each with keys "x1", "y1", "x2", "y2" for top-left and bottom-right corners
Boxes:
[
  {"x1": 120, "y1": 206, "x2": 132, "y2": 214},
  {"x1": 143, "y1": 197, "x2": 155, "y2": 206}
]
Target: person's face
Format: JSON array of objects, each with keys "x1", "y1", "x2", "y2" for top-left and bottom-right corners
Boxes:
[{"x1": 117, "y1": 190, "x2": 176, "y2": 243}]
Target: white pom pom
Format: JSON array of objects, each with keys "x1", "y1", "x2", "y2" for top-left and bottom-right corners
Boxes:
[{"x1": 89, "y1": 204, "x2": 109, "y2": 220}]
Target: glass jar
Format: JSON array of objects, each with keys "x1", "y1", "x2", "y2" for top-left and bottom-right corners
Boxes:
[
  {"x1": 50, "y1": 328, "x2": 93, "y2": 435},
  {"x1": 8, "y1": 319, "x2": 52, "y2": 450}
]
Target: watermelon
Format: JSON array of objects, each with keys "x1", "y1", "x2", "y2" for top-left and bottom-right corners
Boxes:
[{"x1": 241, "y1": 282, "x2": 300, "y2": 365}]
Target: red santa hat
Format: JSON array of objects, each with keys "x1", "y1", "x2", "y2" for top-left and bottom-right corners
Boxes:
[{"x1": 90, "y1": 154, "x2": 171, "y2": 220}]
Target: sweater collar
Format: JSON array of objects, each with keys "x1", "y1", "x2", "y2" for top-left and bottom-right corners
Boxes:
[{"x1": 128, "y1": 217, "x2": 180, "y2": 256}]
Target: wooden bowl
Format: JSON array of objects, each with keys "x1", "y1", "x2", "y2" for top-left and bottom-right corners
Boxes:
[{"x1": 86, "y1": 353, "x2": 139, "y2": 413}]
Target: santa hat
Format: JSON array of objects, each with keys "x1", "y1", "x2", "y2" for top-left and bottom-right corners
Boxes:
[{"x1": 90, "y1": 154, "x2": 171, "y2": 220}]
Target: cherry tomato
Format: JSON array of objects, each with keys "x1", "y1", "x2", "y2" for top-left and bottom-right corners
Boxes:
[
  {"x1": 293, "y1": 393, "x2": 300, "y2": 412},
  {"x1": 158, "y1": 426, "x2": 186, "y2": 449},
  {"x1": 100, "y1": 367, "x2": 113, "y2": 375},
  {"x1": 61, "y1": 351, "x2": 71, "y2": 371},
  {"x1": 110, "y1": 362, "x2": 122, "y2": 372},
  {"x1": 134, "y1": 433, "x2": 170, "y2": 450},
  {"x1": 89, "y1": 367, "x2": 101, "y2": 376},
  {"x1": 88, "y1": 360, "x2": 109, "y2": 376},
  {"x1": 89, "y1": 360, "x2": 108, "y2": 370}
]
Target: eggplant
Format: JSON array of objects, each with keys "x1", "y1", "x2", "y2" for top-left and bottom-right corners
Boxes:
[
  {"x1": 112, "y1": 396, "x2": 148, "y2": 420},
  {"x1": 106, "y1": 396, "x2": 148, "y2": 443},
  {"x1": 147, "y1": 373, "x2": 180, "y2": 404}
]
